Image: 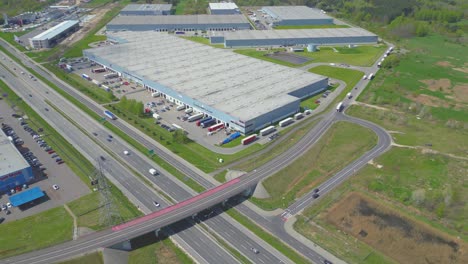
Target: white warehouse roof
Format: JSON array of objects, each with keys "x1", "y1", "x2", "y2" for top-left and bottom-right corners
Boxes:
[
  {"x1": 31, "y1": 20, "x2": 79, "y2": 41},
  {"x1": 0, "y1": 130, "x2": 29, "y2": 176},
  {"x1": 108, "y1": 14, "x2": 248, "y2": 25},
  {"x1": 121, "y1": 4, "x2": 172, "y2": 12},
  {"x1": 262, "y1": 6, "x2": 331, "y2": 20},
  {"x1": 220, "y1": 27, "x2": 377, "y2": 40},
  {"x1": 84, "y1": 32, "x2": 327, "y2": 121},
  {"x1": 209, "y1": 3, "x2": 239, "y2": 10}
]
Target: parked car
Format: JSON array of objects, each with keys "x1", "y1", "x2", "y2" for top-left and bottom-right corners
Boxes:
[
  {"x1": 52, "y1": 184, "x2": 59, "y2": 190},
  {"x1": 153, "y1": 201, "x2": 160, "y2": 207}
]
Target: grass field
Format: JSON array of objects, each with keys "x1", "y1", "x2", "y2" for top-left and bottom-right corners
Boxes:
[
  {"x1": 294, "y1": 147, "x2": 468, "y2": 263},
  {"x1": 128, "y1": 239, "x2": 194, "y2": 264},
  {"x1": 235, "y1": 45, "x2": 386, "y2": 67},
  {"x1": 58, "y1": 252, "x2": 103, "y2": 264},
  {"x1": 251, "y1": 121, "x2": 377, "y2": 210},
  {"x1": 300, "y1": 83, "x2": 339, "y2": 110},
  {"x1": 214, "y1": 170, "x2": 228, "y2": 183},
  {"x1": 68, "y1": 189, "x2": 142, "y2": 230},
  {"x1": 0, "y1": 207, "x2": 73, "y2": 259},
  {"x1": 274, "y1": 24, "x2": 350, "y2": 29}
]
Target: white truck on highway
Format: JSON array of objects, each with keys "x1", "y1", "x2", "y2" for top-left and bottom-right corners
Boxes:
[
  {"x1": 347, "y1": 92, "x2": 352, "y2": 99},
  {"x1": 336, "y1": 102, "x2": 344, "y2": 112},
  {"x1": 149, "y1": 168, "x2": 158, "y2": 175}
]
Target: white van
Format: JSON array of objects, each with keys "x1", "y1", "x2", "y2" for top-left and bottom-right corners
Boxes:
[{"x1": 149, "y1": 168, "x2": 158, "y2": 175}]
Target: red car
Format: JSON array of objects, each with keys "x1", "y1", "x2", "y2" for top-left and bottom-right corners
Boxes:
[
  {"x1": 15, "y1": 186, "x2": 22, "y2": 192},
  {"x1": 48, "y1": 150, "x2": 55, "y2": 154}
]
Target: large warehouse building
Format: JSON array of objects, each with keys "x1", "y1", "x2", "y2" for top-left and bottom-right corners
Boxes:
[
  {"x1": 120, "y1": 4, "x2": 172, "y2": 16},
  {"x1": 209, "y1": 3, "x2": 240, "y2": 15},
  {"x1": 262, "y1": 6, "x2": 333, "y2": 26},
  {"x1": 106, "y1": 15, "x2": 251, "y2": 32},
  {"x1": 84, "y1": 32, "x2": 328, "y2": 134},
  {"x1": 29, "y1": 20, "x2": 79, "y2": 49},
  {"x1": 210, "y1": 28, "x2": 378, "y2": 47},
  {"x1": 0, "y1": 130, "x2": 33, "y2": 194}
]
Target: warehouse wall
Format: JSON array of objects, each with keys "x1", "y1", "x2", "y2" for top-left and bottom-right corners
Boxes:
[
  {"x1": 288, "y1": 77, "x2": 329, "y2": 99},
  {"x1": 210, "y1": 9, "x2": 240, "y2": 15},
  {"x1": 106, "y1": 23, "x2": 250, "y2": 32},
  {"x1": 251, "y1": 99, "x2": 299, "y2": 133},
  {"x1": 0, "y1": 167, "x2": 33, "y2": 193},
  {"x1": 274, "y1": 18, "x2": 333, "y2": 26},
  {"x1": 120, "y1": 10, "x2": 170, "y2": 16}
]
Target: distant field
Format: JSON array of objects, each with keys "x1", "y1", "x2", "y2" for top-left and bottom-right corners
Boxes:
[
  {"x1": 251, "y1": 121, "x2": 377, "y2": 210},
  {"x1": 274, "y1": 24, "x2": 350, "y2": 29}
]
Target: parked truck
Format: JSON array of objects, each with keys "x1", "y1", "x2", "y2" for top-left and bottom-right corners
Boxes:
[
  {"x1": 279, "y1": 117, "x2": 294, "y2": 127},
  {"x1": 81, "y1": 73, "x2": 91, "y2": 81},
  {"x1": 91, "y1": 68, "x2": 106, "y2": 73},
  {"x1": 185, "y1": 108, "x2": 193, "y2": 114},
  {"x1": 242, "y1": 134, "x2": 257, "y2": 145},
  {"x1": 176, "y1": 105, "x2": 186, "y2": 111},
  {"x1": 208, "y1": 123, "x2": 224, "y2": 132},
  {"x1": 151, "y1": 92, "x2": 160, "y2": 97},
  {"x1": 188, "y1": 113, "x2": 204, "y2": 122},
  {"x1": 196, "y1": 117, "x2": 212, "y2": 126},
  {"x1": 152, "y1": 113, "x2": 161, "y2": 120},
  {"x1": 201, "y1": 119, "x2": 217, "y2": 128},
  {"x1": 220, "y1": 131, "x2": 241, "y2": 145},
  {"x1": 294, "y1": 113, "x2": 304, "y2": 120},
  {"x1": 259, "y1": 126, "x2": 275, "y2": 136},
  {"x1": 368, "y1": 73, "x2": 374, "y2": 80}
]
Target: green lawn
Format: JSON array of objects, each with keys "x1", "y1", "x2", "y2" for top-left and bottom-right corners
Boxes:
[
  {"x1": 0, "y1": 31, "x2": 30, "y2": 51},
  {"x1": 128, "y1": 239, "x2": 194, "y2": 264},
  {"x1": 347, "y1": 105, "x2": 468, "y2": 156},
  {"x1": 214, "y1": 170, "x2": 228, "y2": 183},
  {"x1": 300, "y1": 83, "x2": 339, "y2": 110},
  {"x1": 251, "y1": 121, "x2": 377, "y2": 210},
  {"x1": 58, "y1": 252, "x2": 103, "y2": 264},
  {"x1": 274, "y1": 24, "x2": 350, "y2": 29},
  {"x1": 0, "y1": 207, "x2": 73, "y2": 259},
  {"x1": 68, "y1": 189, "x2": 142, "y2": 230}
]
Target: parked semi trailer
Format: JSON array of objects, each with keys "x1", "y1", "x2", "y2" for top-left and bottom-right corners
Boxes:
[
  {"x1": 208, "y1": 123, "x2": 224, "y2": 132},
  {"x1": 188, "y1": 113, "x2": 204, "y2": 122},
  {"x1": 294, "y1": 113, "x2": 303, "y2": 120},
  {"x1": 81, "y1": 73, "x2": 91, "y2": 81},
  {"x1": 242, "y1": 134, "x2": 257, "y2": 145},
  {"x1": 176, "y1": 105, "x2": 186, "y2": 111},
  {"x1": 196, "y1": 117, "x2": 212, "y2": 126},
  {"x1": 279, "y1": 117, "x2": 294, "y2": 127},
  {"x1": 201, "y1": 119, "x2": 216, "y2": 128},
  {"x1": 220, "y1": 131, "x2": 241, "y2": 145},
  {"x1": 91, "y1": 68, "x2": 106, "y2": 73},
  {"x1": 259, "y1": 125, "x2": 275, "y2": 136}
]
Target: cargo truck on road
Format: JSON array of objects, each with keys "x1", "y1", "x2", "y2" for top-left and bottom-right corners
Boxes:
[{"x1": 336, "y1": 102, "x2": 344, "y2": 112}]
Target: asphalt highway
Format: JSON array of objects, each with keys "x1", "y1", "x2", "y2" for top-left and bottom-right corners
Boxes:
[{"x1": 0, "y1": 51, "x2": 289, "y2": 264}]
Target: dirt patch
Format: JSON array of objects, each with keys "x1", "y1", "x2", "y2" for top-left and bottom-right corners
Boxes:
[
  {"x1": 326, "y1": 192, "x2": 468, "y2": 264},
  {"x1": 420, "y1": 79, "x2": 452, "y2": 93},
  {"x1": 436, "y1": 61, "x2": 454, "y2": 67},
  {"x1": 454, "y1": 68, "x2": 468, "y2": 74},
  {"x1": 453, "y1": 84, "x2": 468, "y2": 103},
  {"x1": 407, "y1": 94, "x2": 450, "y2": 108}
]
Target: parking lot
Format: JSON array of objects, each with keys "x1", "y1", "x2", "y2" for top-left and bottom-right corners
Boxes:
[{"x1": 0, "y1": 101, "x2": 89, "y2": 223}]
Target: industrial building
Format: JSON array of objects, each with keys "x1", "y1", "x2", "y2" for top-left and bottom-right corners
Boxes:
[
  {"x1": 209, "y1": 3, "x2": 240, "y2": 15},
  {"x1": 29, "y1": 20, "x2": 79, "y2": 49},
  {"x1": 120, "y1": 4, "x2": 172, "y2": 16},
  {"x1": 261, "y1": 6, "x2": 333, "y2": 26},
  {"x1": 83, "y1": 31, "x2": 328, "y2": 134},
  {"x1": 210, "y1": 28, "x2": 378, "y2": 47},
  {"x1": 106, "y1": 15, "x2": 251, "y2": 32},
  {"x1": 0, "y1": 130, "x2": 33, "y2": 194}
]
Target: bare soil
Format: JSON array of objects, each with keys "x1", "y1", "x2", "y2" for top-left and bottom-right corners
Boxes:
[
  {"x1": 436, "y1": 61, "x2": 454, "y2": 67},
  {"x1": 420, "y1": 79, "x2": 452, "y2": 93},
  {"x1": 326, "y1": 192, "x2": 468, "y2": 264},
  {"x1": 453, "y1": 84, "x2": 468, "y2": 103},
  {"x1": 407, "y1": 94, "x2": 450, "y2": 108}
]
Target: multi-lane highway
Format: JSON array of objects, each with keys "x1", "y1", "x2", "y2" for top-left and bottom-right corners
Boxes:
[
  {"x1": 0, "y1": 37, "x2": 393, "y2": 264},
  {"x1": 0, "y1": 52, "x2": 290, "y2": 264}
]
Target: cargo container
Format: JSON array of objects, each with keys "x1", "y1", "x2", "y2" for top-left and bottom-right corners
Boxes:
[
  {"x1": 304, "y1": 109, "x2": 312, "y2": 115},
  {"x1": 91, "y1": 68, "x2": 106, "y2": 73},
  {"x1": 81, "y1": 73, "x2": 91, "y2": 81},
  {"x1": 242, "y1": 134, "x2": 257, "y2": 145},
  {"x1": 220, "y1": 131, "x2": 241, "y2": 145},
  {"x1": 104, "y1": 110, "x2": 117, "y2": 120},
  {"x1": 151, "y1": 92, "x2": 160, "y2": 97},
  {"x1": 294, "y1": 113, "x2": 303, "y2": 120},
  {"x1": 197, "y1": 117, "x2": 212, "y2": 126},
  {"x1": 185, "y1": 108, "x2": 193, "y2": 114},
  {"x1": 92, "y1": 79, "x2": 101, "y2": 86},
  {"x1": 336, "y1": 102, "x2": 344, "y2": 112},
  {"x1": 188, "y1": 113, "x2": 204, "y2": 122},
  {"x1": 176, "y1": 105, "x2": 186, "y2": 111},
  {"x1": 279, "y1": 118, "x2": 294, "y2": 127},
  {"x1": 208, "y1": 123, "x2": 224, "y2": 132},
  {"x1": 104, "y1": 73, "x2": 119, "y2": 79},
  {"x1": 347, "y1": 92, "x2": 352, "y2": 99},
  {"x1": 259, "y1": 126, "x2": 275, "y2": 136},
  {"x1": 152, "y1": 113, "x2": 161, "y2": 120},
  {"x1": 201, "y1": 119, "x2": 217, "y2": 128}
]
